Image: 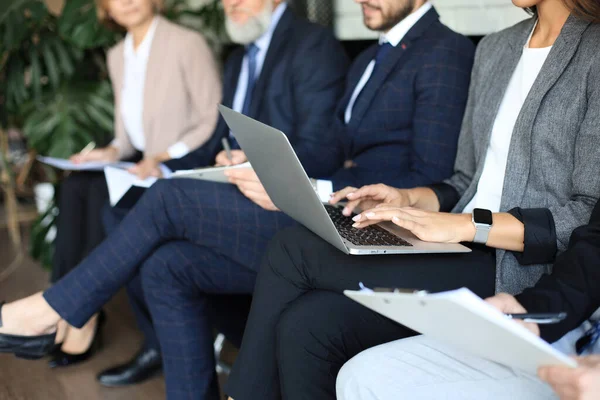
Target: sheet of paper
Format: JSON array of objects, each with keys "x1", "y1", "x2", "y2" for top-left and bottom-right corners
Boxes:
[
  {"x1": 104, "y1": 166, "x2": 158, "y2": 206},
  {"x1": 37, "y1": 156, "x2": 135, "y2": 172}
]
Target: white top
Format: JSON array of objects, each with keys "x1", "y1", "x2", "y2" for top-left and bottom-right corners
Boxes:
[
  {"x1": 343, "y1": 2, "x2": 433, "y2": 124},
  {"x1": 231, "y1": 2, "x2": 288, "y2": 114},
  {"x1": 116, "y1": 18, "x2": 190, "y2": 159},
  {"x1": 462, "y1": 26, "x2": 552, "y2": 214},
  {"x1": 316, "y1": 3, "x2": 432, "y2": 201}
]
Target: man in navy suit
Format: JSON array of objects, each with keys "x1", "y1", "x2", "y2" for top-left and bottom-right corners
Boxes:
[
  {"x1": 95, "y1": 0, "x2": 349, "y2": 389},
  {"x1": 39, "y1": 0, "x2": 475, "y2": 398}
]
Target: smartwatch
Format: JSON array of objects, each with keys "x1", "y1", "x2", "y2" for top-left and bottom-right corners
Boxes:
[{"x1": 472, "y1": 208, "x2": 493, "y2": 244}]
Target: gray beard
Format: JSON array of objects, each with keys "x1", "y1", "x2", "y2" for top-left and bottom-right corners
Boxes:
[{"x1": 225, "y1": 3, "x2": 273, "y2": 45}]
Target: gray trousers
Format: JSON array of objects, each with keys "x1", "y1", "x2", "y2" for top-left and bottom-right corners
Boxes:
[{"x1": 336, "y1": 335, "x2": 558, "y2": 400}]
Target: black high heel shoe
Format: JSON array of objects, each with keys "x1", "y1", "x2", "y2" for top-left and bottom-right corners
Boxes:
[
  {"x1": 48, "y1": 311, "x2": 106, "y2": 369},
  {"x1": 0, "y1": 302, "x2": 57, "y2": 360}
]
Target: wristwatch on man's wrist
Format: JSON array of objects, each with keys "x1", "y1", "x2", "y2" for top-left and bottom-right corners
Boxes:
[{"x1": 472, "y1": 208, "x2": 493, "y2": 244}]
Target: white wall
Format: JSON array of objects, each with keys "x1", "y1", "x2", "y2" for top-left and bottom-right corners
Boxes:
[{"x1": 334, "y1": 0, "x2": 530, "y2": 40}]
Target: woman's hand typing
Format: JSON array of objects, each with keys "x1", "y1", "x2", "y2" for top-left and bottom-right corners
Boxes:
[
  {"x1": 352, "y1": 206, "x2": 475, "y2": 244},
  {"x1": 329, "y1": 184, "x2": 441, "y2": 216}
]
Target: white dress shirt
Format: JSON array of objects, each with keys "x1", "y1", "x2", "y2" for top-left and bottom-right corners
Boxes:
[
  {"x1": 117, "y1": 17, "x2": 190, "y2": 159},
  {"x1": 116, "y1": 18, "x2": 157, "y2": 154},
  {"x1": 316, "y1": 2, "x2": 433, "y2": 202},
  {"x1": 462, "y1": 25, "x2": 552, "y2": 214}
]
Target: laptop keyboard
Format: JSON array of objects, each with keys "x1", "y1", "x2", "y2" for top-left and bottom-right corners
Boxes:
[{"x1": 325, "y1": 205, "x2": 413, "y2": 247}]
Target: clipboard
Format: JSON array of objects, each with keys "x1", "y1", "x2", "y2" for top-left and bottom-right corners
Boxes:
[
  {"x1": 344, "y1": 287, "x2": 577, "y2": 375},
  {"x1": 37, "y1": 156, "x2": 135, "y2": 171}
]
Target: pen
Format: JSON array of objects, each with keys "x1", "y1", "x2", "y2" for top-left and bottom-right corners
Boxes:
[
  {"x1": 221, "y1": 138, "x2": 232, "y2": 161},
  {"x1": 506, "y1": 312, "x2": 567, "y2": 324},
  {"x1": 80, "y1": 141, "x2": 96, "y2": 157}
]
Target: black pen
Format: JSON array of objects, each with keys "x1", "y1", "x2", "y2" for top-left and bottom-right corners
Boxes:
[{"x1": 506, "y1": 312, "x2": 567, "y2": 324}]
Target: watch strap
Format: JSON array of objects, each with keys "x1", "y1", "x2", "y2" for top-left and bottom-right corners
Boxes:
[{"x1": 473, "y1": 225, "x2": 492, "y2": 244}]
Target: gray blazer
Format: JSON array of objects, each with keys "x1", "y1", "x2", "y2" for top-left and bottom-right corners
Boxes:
[{"x1": 446, "y1": 16, "x2": 600, "y2": 295}]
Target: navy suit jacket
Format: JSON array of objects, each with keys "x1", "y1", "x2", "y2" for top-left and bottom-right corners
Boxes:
[
  {"x1": 320, "y1": 8, "x2": 475, "y2": 190},
  {"x1": 165, "y1": 8, "x2": 349, "y2": 178}
]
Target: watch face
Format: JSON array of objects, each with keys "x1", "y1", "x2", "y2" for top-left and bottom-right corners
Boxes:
[{"x1": 473, "y1": 208, "x2": 493, "y2": 225}]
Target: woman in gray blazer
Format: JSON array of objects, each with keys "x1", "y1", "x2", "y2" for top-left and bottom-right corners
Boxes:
[
  {"x1": 49, "y1": 0, "x2": 220, "y2": 368},
  {"x1": 221, "y1": 0, "x2": 600, "y2": 399}
]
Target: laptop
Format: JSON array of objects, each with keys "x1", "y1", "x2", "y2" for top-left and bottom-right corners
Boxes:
[{"x1": 218, "y1": 105, "x2": 471, "y2": 255}]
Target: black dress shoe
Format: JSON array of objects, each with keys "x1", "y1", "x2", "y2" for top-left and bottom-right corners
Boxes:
[
  {"x1": 0, "y1": 302, "x2": 57, "y2": 360},
  {"x1": 97, "y1": 347, "x2": 162, "y2": 387},
  {"x1": 48, "y1": 311, "x2": 106, "y2": 369}
]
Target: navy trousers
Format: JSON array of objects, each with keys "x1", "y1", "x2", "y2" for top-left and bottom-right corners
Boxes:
[
  {"x1": 102, "y1": 204, "x2": 162, "y2": 352},
  {"x1": 104, "y1": 205, "x2": 253, "y2": 356},
  {"x1": 44, "y1": 178, "x2": 296, "y2": 399}
]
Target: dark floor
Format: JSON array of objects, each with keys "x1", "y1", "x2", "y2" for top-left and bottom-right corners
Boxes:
[{"x1": 0, "y1": 227, "x2": 178, "y2": 400}]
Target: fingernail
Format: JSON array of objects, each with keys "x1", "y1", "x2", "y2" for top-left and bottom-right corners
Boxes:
[
  {"x1": 343, "y1": 208, "x2": 350, "y2": 216},
  {"x1": 352, "y1": 215, "x2": 361, "y2": 222},
  {"x1": 352, "y1": 223, "x2": 360, "y2": 228}
]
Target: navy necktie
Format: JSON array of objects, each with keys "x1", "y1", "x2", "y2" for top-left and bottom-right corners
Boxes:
[
  {"x1": 241, "y1": 43, "x2": 260, "y2": 116},
  {"x1": 374, "y1": 42, "x2": 394, "y2": 68},
  {"x1": 347, "y1": 42, "x2": 394, "y2": 124},
  {"x1": 230, "y1": 43, "x2": 260, "y2": 149}
]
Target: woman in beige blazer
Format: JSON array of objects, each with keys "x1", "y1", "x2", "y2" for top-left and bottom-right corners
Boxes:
[{"x1": 49, "y1": 0, "x2": 221, "y2": 368}]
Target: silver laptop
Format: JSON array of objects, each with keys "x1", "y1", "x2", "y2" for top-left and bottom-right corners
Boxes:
[{"x1": 219, "y1": 105, "x2": 471, "y2": 255}]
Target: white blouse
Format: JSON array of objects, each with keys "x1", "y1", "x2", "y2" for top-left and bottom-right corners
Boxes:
[{"x1": 463, "y1": 26, "x2": 552, "y2": 214}]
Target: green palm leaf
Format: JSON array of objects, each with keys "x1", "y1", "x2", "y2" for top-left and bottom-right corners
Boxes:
[
  {"x1": 21, "y1": 79, "x2": 114, "y2": 157},
  {"x1": 58, "y1": 0, "x2": 120, "y2": 49}
]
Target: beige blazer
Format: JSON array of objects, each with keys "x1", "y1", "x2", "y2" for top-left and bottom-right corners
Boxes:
[{"x1": 106, "y1": 16, "x2": 222, "y2": 159}]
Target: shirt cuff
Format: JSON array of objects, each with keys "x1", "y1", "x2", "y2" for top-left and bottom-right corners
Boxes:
[
  {"x1": 167, "y1": 142, "x2": 190, "y2": 159},
  {"x1": 316, "y1": 180, "x2": 334, "y2": 202},
  {"x1": 507, "y1": 208, "x2": 557, "y2": 265},
  {"x1": 426, "y1": 183, "x2": 460, "y2": 212},
  {"x1": 159, "y1": 164, "x2": 173, "y2": 179}
]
